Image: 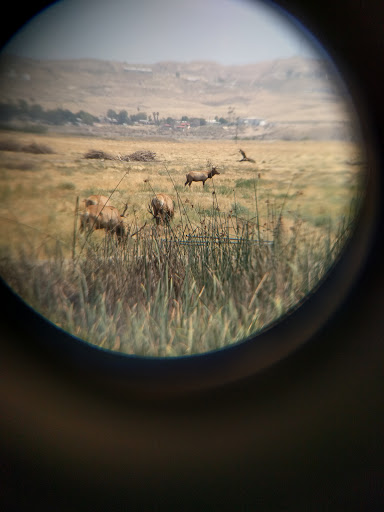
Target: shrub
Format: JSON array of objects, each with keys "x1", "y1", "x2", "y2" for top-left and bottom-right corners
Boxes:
[
  {"x1": 21, "y1": 142, "x2": 54, "y2": 154},
  {"x1": 58, "y1": 182, "x2": 76, "y2": 190},
  {"x1": 84, "y1": 149, "x2": 115, "y2": 160},
  {"x1": 0, "y1": 139, "x2": 54, "y2": 154},
  {"x1": 0, "y1": 139, "x2": 21, "y2": 152},
  {"x1": 3, "y1": 161, "x2": 37, "y2": 171}
]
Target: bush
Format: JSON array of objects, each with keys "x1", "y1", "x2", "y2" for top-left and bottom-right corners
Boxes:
[
  {"x1": 0, "y1": 139, "x2": 21, "y2": 152},
  {"x1": 58, "y1": 182, "x2": 76, "y2": 190},
  {"x1": 21, "y1": 142, "x2": 54, "y2": 154},
  {"x1": 0, "y1": 140, "x2": 54, "y2": 154},
  {"x1": 3, "y1": 162, "x2": 37, "y2": 171},
  {"x1": 84, "y1": 149, "x2": 115, "y2": 160}
]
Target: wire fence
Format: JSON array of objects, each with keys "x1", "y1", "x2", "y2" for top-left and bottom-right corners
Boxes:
[{"x1": 161, "y1": 236, "x2": 274, "y2": 247}]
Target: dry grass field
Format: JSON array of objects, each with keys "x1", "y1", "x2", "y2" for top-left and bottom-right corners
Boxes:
[{"x1": 0, "y1": 130, "x2": 365, "y2": 356}]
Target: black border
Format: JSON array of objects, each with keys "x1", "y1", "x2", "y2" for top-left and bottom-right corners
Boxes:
[{"x1": 1, "y1": 0, "x2": 384, "y2": 509}]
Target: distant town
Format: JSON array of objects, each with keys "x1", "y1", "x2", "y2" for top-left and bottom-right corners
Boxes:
[{"x1": 0, "y1": 99, "x2": 266, "y2": 131}]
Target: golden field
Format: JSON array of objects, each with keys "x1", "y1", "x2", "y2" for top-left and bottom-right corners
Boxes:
[
  {"x1": 0, "y1": 130, "x2": 366, "y2": 356},
  {"x1": 0, "y1": 131, "x2": 364, "y2": 254}
]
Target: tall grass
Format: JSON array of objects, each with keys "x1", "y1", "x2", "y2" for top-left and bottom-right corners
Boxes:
[{"x1": 0, "y1": 173, "x2": 357, "y2": 357}]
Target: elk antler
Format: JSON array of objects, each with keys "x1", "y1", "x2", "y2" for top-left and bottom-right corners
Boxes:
[
  {"x1": 121, "y1": 202, "x2": 128, "y2": 217},
  {"x1": 147, "y1": 203, "x2": 156, "y2": 218}
]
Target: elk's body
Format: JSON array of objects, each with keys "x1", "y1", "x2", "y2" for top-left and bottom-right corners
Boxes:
[
  {"x1": 83, "y1": 194, "x2": 112, "y2": 208},
  {"x1": 150, "y1": 193, "x2": 174, "y2": 225},
  {"x1": 185, "y1": 166, "x2": 220, "y2": 187},
  {"x1": 80, "y1": 204, "x2": 127, "y2": 238}
]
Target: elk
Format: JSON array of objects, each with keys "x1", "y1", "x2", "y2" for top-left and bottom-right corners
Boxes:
[
  {"x1": 80, "y1": 203, "x2": 128, "y2": 239},
  {"x1": 148, "y1": 193, "x2": 174, "y2": 225},
  {"x1": 83, "y1": 194, "x2": 112, "y2": 208},
  {"x1": 239, "y1": 149, "x2": 255, "y2": 163},
  {"x1": 185, "y1": 166, "x2": 220, "y2": 188}
]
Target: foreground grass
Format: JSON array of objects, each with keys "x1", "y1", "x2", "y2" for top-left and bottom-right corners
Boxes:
[{"x1": 0, "y1": 194, "x2": 357, "y2": 356}]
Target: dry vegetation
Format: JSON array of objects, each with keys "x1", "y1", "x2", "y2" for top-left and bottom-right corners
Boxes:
[
  {"x1": 83, "y1": 148, "x2": 157, "y2": 161},
  {"x1": 0, "y1": 130, "x2": 365, "y2": 356}
]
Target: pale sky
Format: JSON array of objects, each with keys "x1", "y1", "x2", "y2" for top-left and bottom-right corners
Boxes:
[{"x1": 1, "y1": 0, "x2": 322, "y2": 65}]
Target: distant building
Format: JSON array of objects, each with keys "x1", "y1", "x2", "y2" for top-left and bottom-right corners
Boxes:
[
  {"x1": 175, "y1": 121, "x2": 190, "y2": 130},
  {"x1": 123, "y1": 66, "x2": 152, "y2": 74},
  {"x1": 184, "y1": 76, "x2": 201, "y2": 82},
  {"x1": 240, "y1": 117, "x2": 266, "y2": 126}
]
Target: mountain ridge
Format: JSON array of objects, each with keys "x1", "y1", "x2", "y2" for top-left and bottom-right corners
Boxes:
[{"x1": 0, "y1": 54, "x2": 350, "y2": 125}]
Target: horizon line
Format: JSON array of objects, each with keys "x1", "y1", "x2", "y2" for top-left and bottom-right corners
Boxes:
[{"x1": 0, "y1": 52, "x2": 322, "y2": 67}]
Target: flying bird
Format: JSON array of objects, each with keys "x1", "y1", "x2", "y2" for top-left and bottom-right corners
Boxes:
[{"x1": 239, "y1": 149, "x2": 255, "y2": 163}]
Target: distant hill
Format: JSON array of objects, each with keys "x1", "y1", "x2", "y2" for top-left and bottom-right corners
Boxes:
[{"x1": 0, "y1": 55, "x2": 352, "y2": 125}]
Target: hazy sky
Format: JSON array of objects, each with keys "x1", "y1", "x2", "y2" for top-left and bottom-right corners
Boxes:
[{"x1": 1, "y1": 0, "x2": 321, "y2": 65}]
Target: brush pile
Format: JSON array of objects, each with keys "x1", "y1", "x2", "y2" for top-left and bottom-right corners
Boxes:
[
  {"x1": 119, "y1": 150, "x2": 157, "y2": 162},
  {"x1": 83, "y1": 149, "x2": 156, "y2": 162}
]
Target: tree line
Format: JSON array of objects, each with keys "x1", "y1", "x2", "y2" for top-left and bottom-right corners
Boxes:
[
  {"x1": 106, "y1": 109, "x2": 209, "y2": 127},
  {"x1": 0, "y1": 99, "x2": 230, "y2": 127},
  {"x1": 0, "y1": 99, "x2": 98, "y2": 126}
]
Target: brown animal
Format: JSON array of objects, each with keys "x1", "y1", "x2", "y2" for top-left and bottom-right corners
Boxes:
[
  {"x1": 184, "y1": 166, "x2": 220, "y2": 188},
  {"x1": 239, "y1": 149, "x2": 255, "y2": 163},
  {"x1": 149, "y1": 193, "x2": 174, "y2": 225},
  {"x1": 80, "y1": 203, "x2": 128, "y2": 239},
  {"x1": 83, "y1": 194, "x2": 112, "y2": 208}
]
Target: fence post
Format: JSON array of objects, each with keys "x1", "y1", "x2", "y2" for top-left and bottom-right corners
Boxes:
[{"x1": 72, "y1": 196, "x2": 79, "y2": 260}]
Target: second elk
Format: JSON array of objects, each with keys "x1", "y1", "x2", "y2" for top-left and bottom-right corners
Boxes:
[
  {"x1": 149, "y1": 193, "x2": 174, "y2": 225},
  {"x1": 80, "y1": 203, "x2": 128, "y2": 240}
]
